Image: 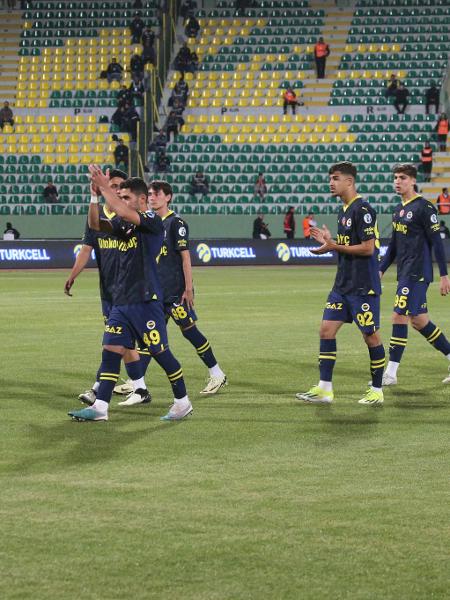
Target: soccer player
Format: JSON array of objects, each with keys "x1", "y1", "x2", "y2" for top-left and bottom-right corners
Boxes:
[
  {"x1": 296, "y1": 162, "x2": 385, "y2": 406},
  {"x1": 118, "y1": 179, "x2": 226, "y2": 406},
  {"x1": 68, "y1": 168, "x2": 192, "y2": 421},
  {"x1": 379, "y1": 164, "x2": 450, "y2": 385},
  {"x1": 64, "y1": 170, "x2": 150, "y2": 406}
]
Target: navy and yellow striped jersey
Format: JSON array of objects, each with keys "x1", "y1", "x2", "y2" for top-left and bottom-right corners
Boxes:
[
  {"x1": 82, "y1": 206, "x2": 119, "y2": 303},
  {"x1": 108, "y1": 210, "x2": 164, "y2": 306},
  {"x1": 333, "y1": 196, "x2": 381, "y2": 296},
  {"x1": 380, "y1": 195, "x2": 447, "y2": 283},
  {"x1": 158, "y1": 210, "x2": 189, "y2": 304}
]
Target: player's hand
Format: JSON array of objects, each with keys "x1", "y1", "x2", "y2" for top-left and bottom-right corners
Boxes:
[
  {"x1": 439, "y1": 275, "x2": 450, "y2": 296},
  {"x1": 181, "y1": 289, "x2": 194, "y2": 311},
  {"x1": 379, "y1": 271, "x2": 384, "y2": 279},
  {"x1": 90, "y1": 180, "x2": 100, "y2": 197},
  {"x1": 310, "y1": 225, "x2": 332, "y2": 245},
  {"x1": 64, "y1": 278, "x2": 74, "y2": 296},
  {"x1": 310, "y1": 243, "x2": 330, "y2": 255},
  {"x1": 88, "y1": 164, "x2": 109, "y2": 191}
]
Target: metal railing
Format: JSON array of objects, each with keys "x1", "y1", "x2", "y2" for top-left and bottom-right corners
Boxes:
[{"x1": 135, "y1": 0, "x2": 180, "y2": 175}]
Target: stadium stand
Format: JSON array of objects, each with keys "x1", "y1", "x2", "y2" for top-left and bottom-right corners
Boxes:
[
  {"x1": 0, "y1": 0, "x2": 159, "y2": 216},
  {"x1": 155, "y1": 0, "x2": 450, "y2": 216},
  {"x1": 0, "y1": 0, "x2": 449, "y2": 220}
]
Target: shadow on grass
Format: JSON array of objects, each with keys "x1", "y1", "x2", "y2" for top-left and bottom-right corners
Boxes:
[
  {"x1": 391, "y1": 399, "x2": 450, "y2": 410},
  {"x1": 4, "y1": 414, "x2": 185, "y2": 477}
]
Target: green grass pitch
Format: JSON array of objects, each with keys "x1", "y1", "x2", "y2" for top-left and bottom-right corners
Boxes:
[{"x1": 1, "y1": 266, "x2": 449, "y2": 600}]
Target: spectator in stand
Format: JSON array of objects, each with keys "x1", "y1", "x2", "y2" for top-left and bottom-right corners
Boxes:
[
  {"x1": 314, "y1": 37, "x2": 330, "y2": 79},
  {"x1": 111, "y1": 104, "x2": 127, "y2": 129},
  {"x1": 43, "y1": 180, "x2": 58, "y2": 203},
  {"x1": 393, "y1": 82, "x2": 409, "y2": 114},
  {"x1": 302, "y1": 212, "x2": 317, "y2": 239},
  {"x1": 180, "y1": 0, "x2": 197, "y2": 19},
  {"x1": 385, "y1": 74, "x2": 399, "y2": 98},
  {"x1": 425, "y1": 82, "x2": 440, "y2": 115},
  {"x1": 190, "y1": 171, "x2": 209, "y2": 198},
  {"x1": 142, "y1": 42, "x2": 156, "y2": 67},
  {"x1": 252, "y1": 212, "x2": 271, "y2": 240},
  {"x1": 130, "y1": 12, "x2": 145, "y2": 44},
  {"x1": 436, "y1": 113, "x2": 449, "y2": 151},
  {"x1": 130, "y1": 52, "x2": 145, "y2": 81},
  {"x1": 141, "y1": 27, "x2": 155, "y2": 48},
  {"x1": 437, "y1": 188, "x2": 450, "y2": 214},
  {"x1": 168, "y1": 81, "x2": 187, "y2": 108},
  {"x1": 3, "y1": 222, "x2": 20, "y2": 239},
  {"x1": 171, "y1": 98, "x2": 185, "y2": 130},
  {"x1": 190, "y1": 50, "x2": 199, "y2": 72},
  {"x1": 175, "y1": 75, "x2": 189, "y2": 102},
  {"x1": 0, "y1": 101, "x2": 14, "y2": 129},
  {"x1": 129, "y1": 74, "x2": 145, "y2": 104},
  {"x1": 114, "y1": 139, "x2": 129, "y2": 169},
  {"x1": 117, "y1": 84, "x2": 133, "y2": 108},
  {"x1": 282, "y1": 87, "x2": 301, "y2": 115},
  {"x1": 152, "y1": 129, "x2": 168, "y2": 153},
  {"x1": 283, "y1": 206, "x2": 296, "y2": 239},
  {"x1": 439, "y1": 220, "x2": 450, "y2": 240},
  {"x1": 165, "y1": 111, "x2": 180, "y2": 142},
  {"x1": 154, "y1": 150, "x2": 170, "y2": 173},
  {"x1": 185, "y1": 15, "x2": 200, "y2": 38},
  {"x1": 254, "y1": 172, "x2": 267, "y2": 199},
  {"x1": 123, "y1": 102, "x2": 140, "y2": 141},
  {"x1": 174, "y1": 42, "x2": 197, "y2": 74},
  {"x1": 106, "y1": 58, "x2": 123, "y2": 84},
  {"x1": 420, "y1": 141, "x2": 433, "y2": 182}
]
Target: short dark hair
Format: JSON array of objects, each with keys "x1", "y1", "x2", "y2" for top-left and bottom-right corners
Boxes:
[
  {"x1": 328, "y1": 162, "x2": 357, "y2": 178},
  {"x1": 109, "y1": 169, "x2": 128, "y2": 180},
  {"x1": 149, "y1": 179, "x2": 173, "y2": 198},
  {"x1": 120, "y1": 177, "x2": 148, "y2": 196},
  {"x1": 393, "y1": 163, "x2": 417, "y2": 178}
]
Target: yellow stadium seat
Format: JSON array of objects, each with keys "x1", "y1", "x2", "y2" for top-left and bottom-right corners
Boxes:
[
  {"x1": 31, "y1": 144, "x2": 41, "y2": 154},
  {"x1": 326, "y1": 124, "x2": 337, "y2": 133},
  {"x1": 303, "y1": 124, "x2": 313, "y2": 134},
  {"x1": 333, "y1": 133, "x2": 344, "y2": 143}
]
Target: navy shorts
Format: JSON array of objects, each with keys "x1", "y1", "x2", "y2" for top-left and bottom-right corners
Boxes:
[
  {"x1": 164, "y1": 301, "x2": 197, "y2": 328},
  {"x1": 323, "y1": 290, "x2": 380, "y2": 334},
  {"x1": 101, "y1": 300, "x2": 112, "y2": 322},
  {"x1": 103, "y1": 301, "x2": 168, "y2": 354},
  {"x1": 393, "y1": 281, "x2": 428, "y2": 316}
]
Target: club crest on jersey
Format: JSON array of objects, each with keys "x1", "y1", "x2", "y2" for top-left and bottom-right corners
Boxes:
[
  {"x1": 346, "y1": 218, "x2": 352, "y2": 227},
  {"x1": 401, "y1": 287, "x2": 409, "y2": 295},
  {"x1": 406, "y1": 211, "x2": 413, "y2": 220},
  {"x1": 430, "y1": 214, "x2": 438, "y2": 224},
  {"x1": 399, "y1": 209, "x2": 404, "y2": 217},
  {"x1": 361, "y1": 303, "x2": 370, "y2": 311},
  {"x1": 341, "y1": 217, "x2": 346, "y2": 226},
  {"x1": 363, "y1": 213, "x2": 372, "y2": 224},
  {"x1": 179, "y1": 226, "x2": 186, "y2": 236},
  {"x1": 146, "y1": 320, "x2": 156, "y2": 329}
]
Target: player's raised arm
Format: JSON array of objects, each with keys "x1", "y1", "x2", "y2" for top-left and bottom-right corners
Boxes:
[{"x1": 89, "y1": 164, "x2": 141, "y2": 226}]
